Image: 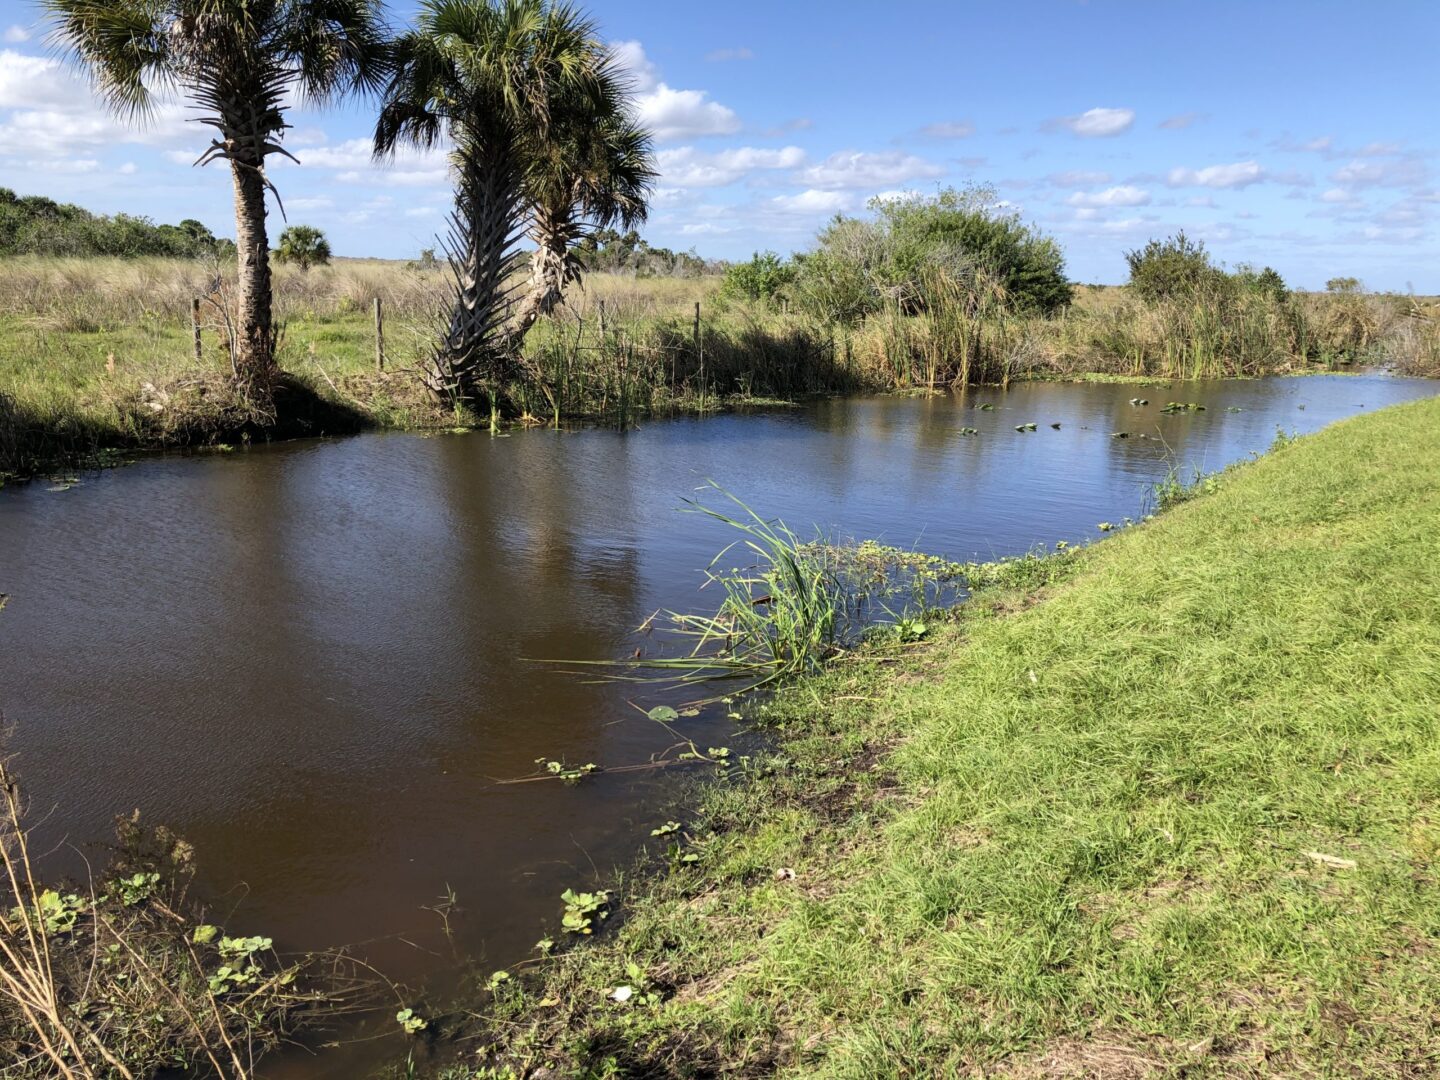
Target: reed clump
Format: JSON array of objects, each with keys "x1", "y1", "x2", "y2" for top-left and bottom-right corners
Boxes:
[{"x1": 0, "y1": 757, "x2": 308, "y2": 1079}]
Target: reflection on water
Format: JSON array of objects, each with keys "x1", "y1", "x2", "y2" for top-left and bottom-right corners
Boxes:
[{"x1": 0, "y1": 374, "x2": 1434, "y2": 1071}]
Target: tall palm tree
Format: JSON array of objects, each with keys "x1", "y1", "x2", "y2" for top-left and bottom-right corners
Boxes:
[
  {"x1": 44, "y1": 0, "x2": 390, "y2": 410},
  {"x1": 374, "y1": 0, "x2": 612, "y2": 407},
  {"x1": 509, "y1": 70, "x2": 656, "y2": 346}
]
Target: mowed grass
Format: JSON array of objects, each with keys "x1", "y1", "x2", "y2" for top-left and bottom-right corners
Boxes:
[{"x1": 473, "y1": 397, "x2": 1440, "y2": 1078}]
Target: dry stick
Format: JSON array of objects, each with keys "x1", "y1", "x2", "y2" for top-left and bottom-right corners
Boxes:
[
  {"x1": 373, "y1": 296, "x2": 384, "y2": 373},
  {"x1": 0, "y1": 767, "x2": 98, "y2": 1078},
  {"x1": 100, "y1": 916, "x2": 242, "y2": 1080},
  {"x1": 191, "y1": 298, "x2": 203, "y2": 362},
  {"x1": 694, "y1": 301, "x2": 703, "y2": 409}
]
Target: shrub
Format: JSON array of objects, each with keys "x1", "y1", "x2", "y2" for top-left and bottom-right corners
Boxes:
[
  {"x1": 793, "y1": 186, "x2": 1072, "y2": 323},
  {"x1": 720, "y1": 251, "x2": 797, "y2": 305},
  {"x1": 1124, "y1": 231, "x2": 1225, "y2": 302},
  {"x1": 0, "y1": 188, "x2": 226, "y2": 259}
]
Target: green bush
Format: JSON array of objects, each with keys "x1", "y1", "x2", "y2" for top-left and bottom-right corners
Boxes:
[
  {"x1": 720, "y1": 251, "x2": 797, "y2": 305},
  {"x1": 1124, "y1": 231, "x2": 1224, "y2": 302},
  {"x1": 0, "y1": 188, "x2": 228, "y2": 259},
  {"x1": 793, "y1": 185, "x2": 1072, "y2": 324}
]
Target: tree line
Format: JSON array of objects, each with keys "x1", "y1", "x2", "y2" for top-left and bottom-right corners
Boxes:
[{"x1": 44, "y1": 0, "x2": 657, "y2": 416}]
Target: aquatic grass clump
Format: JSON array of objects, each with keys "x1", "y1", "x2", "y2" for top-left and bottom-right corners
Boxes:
[
  {"x1": 589, "y1": 490, "x2": 1070, "y2": 700},
  {"x1": 614, "y1": 484, "x2": 848, "y2": 695}
]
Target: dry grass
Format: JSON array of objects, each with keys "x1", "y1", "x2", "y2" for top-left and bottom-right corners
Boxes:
[
  {"x1": 0, "y1": 757, "x2": 307, "y2": 1079},
  {"x1": 1, "y1": 257, "x2": 1435, "y2": 479}
]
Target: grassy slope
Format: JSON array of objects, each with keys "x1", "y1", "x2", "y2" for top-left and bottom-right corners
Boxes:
[{"x1": 476, "y1": 398, "x2": 1440, "y2": 1078}]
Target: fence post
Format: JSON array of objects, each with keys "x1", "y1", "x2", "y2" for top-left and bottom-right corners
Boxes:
[
  {"x1": 598, "y1": 298, "x2": 607, "y2": 342},
  {"x1": 191, "y1": 298, "x2": 202, "y2": 362},
  {"x1": 373, "y1": 297, "x2": 385, "y2": 372}
]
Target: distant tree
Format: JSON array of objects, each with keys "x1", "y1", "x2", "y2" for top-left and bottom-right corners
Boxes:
[
  {"x1": 793, "y1": 186, "x2": 1072, "y2": 323},
  {"x1": 1125, "y1": 231, "x2": 1223, "y2": 302},
  {"x1": 275, "y1": 225, "x2": 332, "y2": 270},
  {"x1": 1326, "y1": 276, "x2": 1363, "y2": 294},
  {"x1": 721, "y1": 251, "x2": 797, "y2": 305},
  {"x1": 1234, "y1": 263, "x2": 1289, "y2": 302},
  {"x1": 45, "y1": 0, "x2": 390, "y2": 408}
]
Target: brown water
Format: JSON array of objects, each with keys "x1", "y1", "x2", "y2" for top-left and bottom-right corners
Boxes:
[{"x1": 0, "y1": 374, "x2": 1435, "y2": 1073}]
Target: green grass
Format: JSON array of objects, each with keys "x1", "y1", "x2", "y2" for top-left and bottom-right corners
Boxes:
[
  {"x1": 463, "y1": 397, "x2": 1440, "y2": 1077},
  {"x1": 2, "y1": 256, "x2": 1435, "y2": 481}
]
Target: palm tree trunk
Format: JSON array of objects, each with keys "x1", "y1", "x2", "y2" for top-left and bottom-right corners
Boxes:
[
  {"x1": 507, "y1": 214, "x2": 573, "y2": 349},
  {"x1": 431, "y1": 148, "x2": 526, "y2": 407},
  {"x1": 229, "y1": 158, "x2": 277, "y2": 411}
]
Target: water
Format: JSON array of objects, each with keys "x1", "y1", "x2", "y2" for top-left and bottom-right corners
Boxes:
[{"x1": 0, "y1": 374, "x2": 1434, "y2": 1071}]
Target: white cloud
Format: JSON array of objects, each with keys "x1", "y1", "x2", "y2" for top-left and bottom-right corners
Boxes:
[
  {"x1": 704, "y1": 47, "x2": 753, "y2": 62},
  {"x1": 797, "y1": 150, "x2": 945, "y2": 190},
  {"x1": 1302, "y1": 135, "x2": 1332, "y2": 152},
  {"x1": 919, "y1": 120, "x2": 975, "y2": 139},
  {"x1": 635, "y1": 83, "x2": 740, "y2": 141},
  {"x1": 1057, "y1": 107, "x2": 1135, "y2": 137},
  {"x1": 288, "y1": 196, "x2": 334, "y2": 211},
  {"x1": 610, "y1": 40, "x2": 658, "y2": 92},
  {"x1": 1048, "y1": 170, "x2": 1111, "y2": 187},
  {"x1": 297, "y1": 136, "x2": 451, "y2": 187},
  {"x1": 679, "y1": 222, "x2": 737, "y2": 236},
  {"x1": 1158, "y1": 112, "x2": 1202, "y2": 130},
  {"x1": 613, "y1": 41, "x2": 740, "y2": 142},
  {"x1": 0, "y1": 50, "x2": 83, "y2": 110},
  {"x1": 657, "y1": 145, "x2": 805, "y2": 188},
  {"x1": 1320, "y1": 187, "x2": 1360, "y2": 204},
  {"x1": 0, "y1": 50, "x2": 193, "y2": 158},
  {"x1": 770, "y1": 189, "x2": 853, "y2": 214},
  {"x1": 1066, "y1": 184, "x2": 1150, "y2": 208},
  {"x1": 1186, "y1": 195, "x2": 1218, "y2": 208},
  {"x1": 1167, "y1": 161, "x2": 1265, "y2": 188},
  {"x1": 1331, "y1": 157, "x2": 1428, "y2": 189},
  {"x1": 22, "y1": 157, "x2": 100, "y2": 174},
  {"x1": 118, "y1": 161, "x2": 137, "y2": 175},
  {"x1": 2, "y1": 26, "x2": 30, "y2": 44}
]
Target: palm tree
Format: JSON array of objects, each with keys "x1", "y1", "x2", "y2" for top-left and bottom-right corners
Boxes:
[
  {"x1": 509, "y1": 71, "x2": 656, "y2": 345},
  {"x1": 374, "y1": 0, "x2": 613, "y2": 408},
  {"x1": 44, "y1": 0, "x2": 390, "y2": 410},
  {"x1": 276, "y1": 224, "x2": 333, "y2": 270}
]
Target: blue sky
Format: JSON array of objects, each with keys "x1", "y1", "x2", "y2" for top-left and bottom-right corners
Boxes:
[{"x1": 1, "y1": 0, "x2": 1437, "y2": 289}]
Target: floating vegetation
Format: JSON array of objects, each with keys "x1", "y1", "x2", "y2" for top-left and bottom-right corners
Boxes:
[
  {"x1": 561, "y1": 889, "x2": 612, "y2": 935},
  {"x1": 1050, "y1": 423, "x2": 1062, "y2": 429},
  {"x1": 974, "y1": 402, "x2": 996, "y2": 410},
  {"x1": 1130, "y1": 397, "x2": 1150, "y2": 405},
  {"x1": 1226, "y1": 406, "x2": 1244, "y2": 413},
  {"x1": 533, "y1": 758, "x2": 599, "y2": 784},
  {"x1": 1097, "y1": 522, "x2": 1115, "y2": 531},
  {"x1": 958, "y1": 427, "x2": 979, "y2": 436},
  {"x1": 1161, "y1": 401, "x2": 1207, "y2": 414},
  {"x1": 1015, "y1": 422, "x2": 1037, "y2": 432},
  {"x1": 1111, "y1": 431, "x2": 1131, "y2": 438}
]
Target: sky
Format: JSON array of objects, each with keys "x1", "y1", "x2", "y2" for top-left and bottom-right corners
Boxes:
[{"x1": 0, "y1": 0, "x2": 1437, "y2": 289}]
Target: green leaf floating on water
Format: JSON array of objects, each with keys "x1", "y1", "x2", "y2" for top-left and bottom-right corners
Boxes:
[{"x1": 647, "y1": 705, "x2": 679, "y2": 723}]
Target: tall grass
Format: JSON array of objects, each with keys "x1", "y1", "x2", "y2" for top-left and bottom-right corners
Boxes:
[{"x1": 1, "y1": 256, "x2": 1436, "y2": 478}]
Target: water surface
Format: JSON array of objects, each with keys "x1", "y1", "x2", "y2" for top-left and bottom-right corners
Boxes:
[{"x1": 0, "y1": 374, "x2": 1433, "y2": 1071}]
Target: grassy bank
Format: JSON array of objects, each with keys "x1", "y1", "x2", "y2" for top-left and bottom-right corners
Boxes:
[
  {"x1": 457, "y1": 397, "x2": 1440, "y2": 1077},
  {"x1": 2, "y1": 256, "x2": 1437, "y2": 481}
]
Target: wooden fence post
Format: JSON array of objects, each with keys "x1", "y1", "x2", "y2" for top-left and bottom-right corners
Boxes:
[
  {"x1": 191, "y1": 298, "x2": 202, "y2": 362},
  {"x1": 373, "y1": 297, "x2": 384, "y2": 372},
  {"x1": 598, "y1": 298, "x2": 607, "y2": 342}
]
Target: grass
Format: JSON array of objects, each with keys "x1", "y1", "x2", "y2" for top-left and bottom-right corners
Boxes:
[
  {"x1": 1, "y1": 256, "x2": 1436, "y2": 481},
  {"x1": 453, "y1": 396, "x2": 1440, "y2": 1077}
]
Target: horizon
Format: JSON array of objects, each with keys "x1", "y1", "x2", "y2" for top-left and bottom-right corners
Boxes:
[{"x1": 1, "y1": 0, "x2": 1436, "y2": 291}]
